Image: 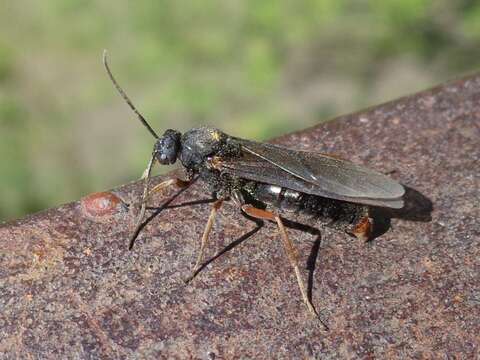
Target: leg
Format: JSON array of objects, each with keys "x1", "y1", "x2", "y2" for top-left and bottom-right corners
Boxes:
[
  {"x1": 184, "y1": 199, "x2": 223, "y2": 283},
  {"x1": 129, "y1": 153, "x2": 156, "y2": 249},
  {"x1": 349, "y1": 208, "x2": 373, "y2": 242},
  {"x1": 241, "y1": 205, "x2": 325, "y2": 325},
  {"x1": 147, "y1": 178, "x2": 190, "y2": 201},
  {"x1": 128, "y1": 156, "x2": 191, "y2": 250}
]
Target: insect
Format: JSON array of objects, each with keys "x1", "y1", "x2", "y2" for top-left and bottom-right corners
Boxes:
[{"x1": 103, "y1": 51, "x2": 405, "y2": 326}]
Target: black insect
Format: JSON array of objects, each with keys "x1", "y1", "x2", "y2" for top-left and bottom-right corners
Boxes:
[{"x1": 103, "y1": 51, "x2": 404, "y2": 326}]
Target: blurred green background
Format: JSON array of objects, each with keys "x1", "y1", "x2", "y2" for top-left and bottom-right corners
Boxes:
[{"x1": 1, "y1": 0, "x2": 480, "y2": 221}]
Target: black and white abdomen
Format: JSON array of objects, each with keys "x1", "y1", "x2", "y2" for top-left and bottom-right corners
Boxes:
[
  {"x1": 246, "y1": 181, "x2": 368, "y2": 228},
  {"x1": 252, "y1": 183, "x2": 304, "y2": 213}
]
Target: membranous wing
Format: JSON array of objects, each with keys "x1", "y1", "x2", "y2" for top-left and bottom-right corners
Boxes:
[{"x1": 219, "y1": 138, "x2": 405, "y2": 209}]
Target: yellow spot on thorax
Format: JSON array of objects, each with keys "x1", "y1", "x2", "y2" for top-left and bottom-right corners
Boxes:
[{"x1": 210, "y1": 130, "x2": 221, "y2": 141}]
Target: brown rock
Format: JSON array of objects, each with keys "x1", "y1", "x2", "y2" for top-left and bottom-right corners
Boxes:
[{"x1": 1, "y1": 75, "x2": 479, "y2": 358}]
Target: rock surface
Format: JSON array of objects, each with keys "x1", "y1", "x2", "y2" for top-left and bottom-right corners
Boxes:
[{"x1": 1, "y1": 75, "x2": 479, "y2": 358}]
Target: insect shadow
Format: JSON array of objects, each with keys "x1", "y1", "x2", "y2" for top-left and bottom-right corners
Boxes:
[
  {"x1": 135, "y1": 182, "x2": 432, "y2": 313},
  {"x1": 186, "y1": 213, "x2": 264, "y2": 281},
  {"x1": 280, "y1": 218, "x2": 323, "y2": 306},
  {"x1": 368, "y1": 185, "x2": 433, "y2": 240},
  {"x1": 140, "y1": 190, "x2": 265, "y2": 280},
  {"x1": 139, "y1": 189, "x2": 325, "y2": 310}
]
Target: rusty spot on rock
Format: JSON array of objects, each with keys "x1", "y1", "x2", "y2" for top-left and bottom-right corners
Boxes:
[{"x1": 81, "y1": 191, "x2": 126, "y2": 221}]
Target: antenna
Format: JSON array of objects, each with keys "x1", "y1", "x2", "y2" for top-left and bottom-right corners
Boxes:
[{"x1": 103, "y1": 50, "x2": 159, "y2": 139}]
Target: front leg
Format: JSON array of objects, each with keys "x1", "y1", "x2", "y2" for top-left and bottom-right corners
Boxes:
[{"x1": 129, "y1": 170, "x2": 193, "y2": 250}]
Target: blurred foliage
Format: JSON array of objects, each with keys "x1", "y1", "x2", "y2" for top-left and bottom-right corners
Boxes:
[{"x1": 1, "y1": 0, "x2": 480, "y2": 221}]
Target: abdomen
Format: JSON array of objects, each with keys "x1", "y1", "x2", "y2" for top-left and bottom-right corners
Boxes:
[{"x1": 246, "y1": 182, "x2": 367, "y2": 228}]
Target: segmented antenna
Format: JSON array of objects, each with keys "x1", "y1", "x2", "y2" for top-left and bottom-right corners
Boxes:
[{"x1": 103, "y1": 50, "x2": 159, "y2": 139}]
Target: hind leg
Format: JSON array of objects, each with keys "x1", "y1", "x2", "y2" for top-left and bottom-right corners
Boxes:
[
  {"x1": 349, "y1": 208, "x2": 373, "y2": 242},
  {"x1": 241, "y1": 205, "x2": 327, "y2": 328}
]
